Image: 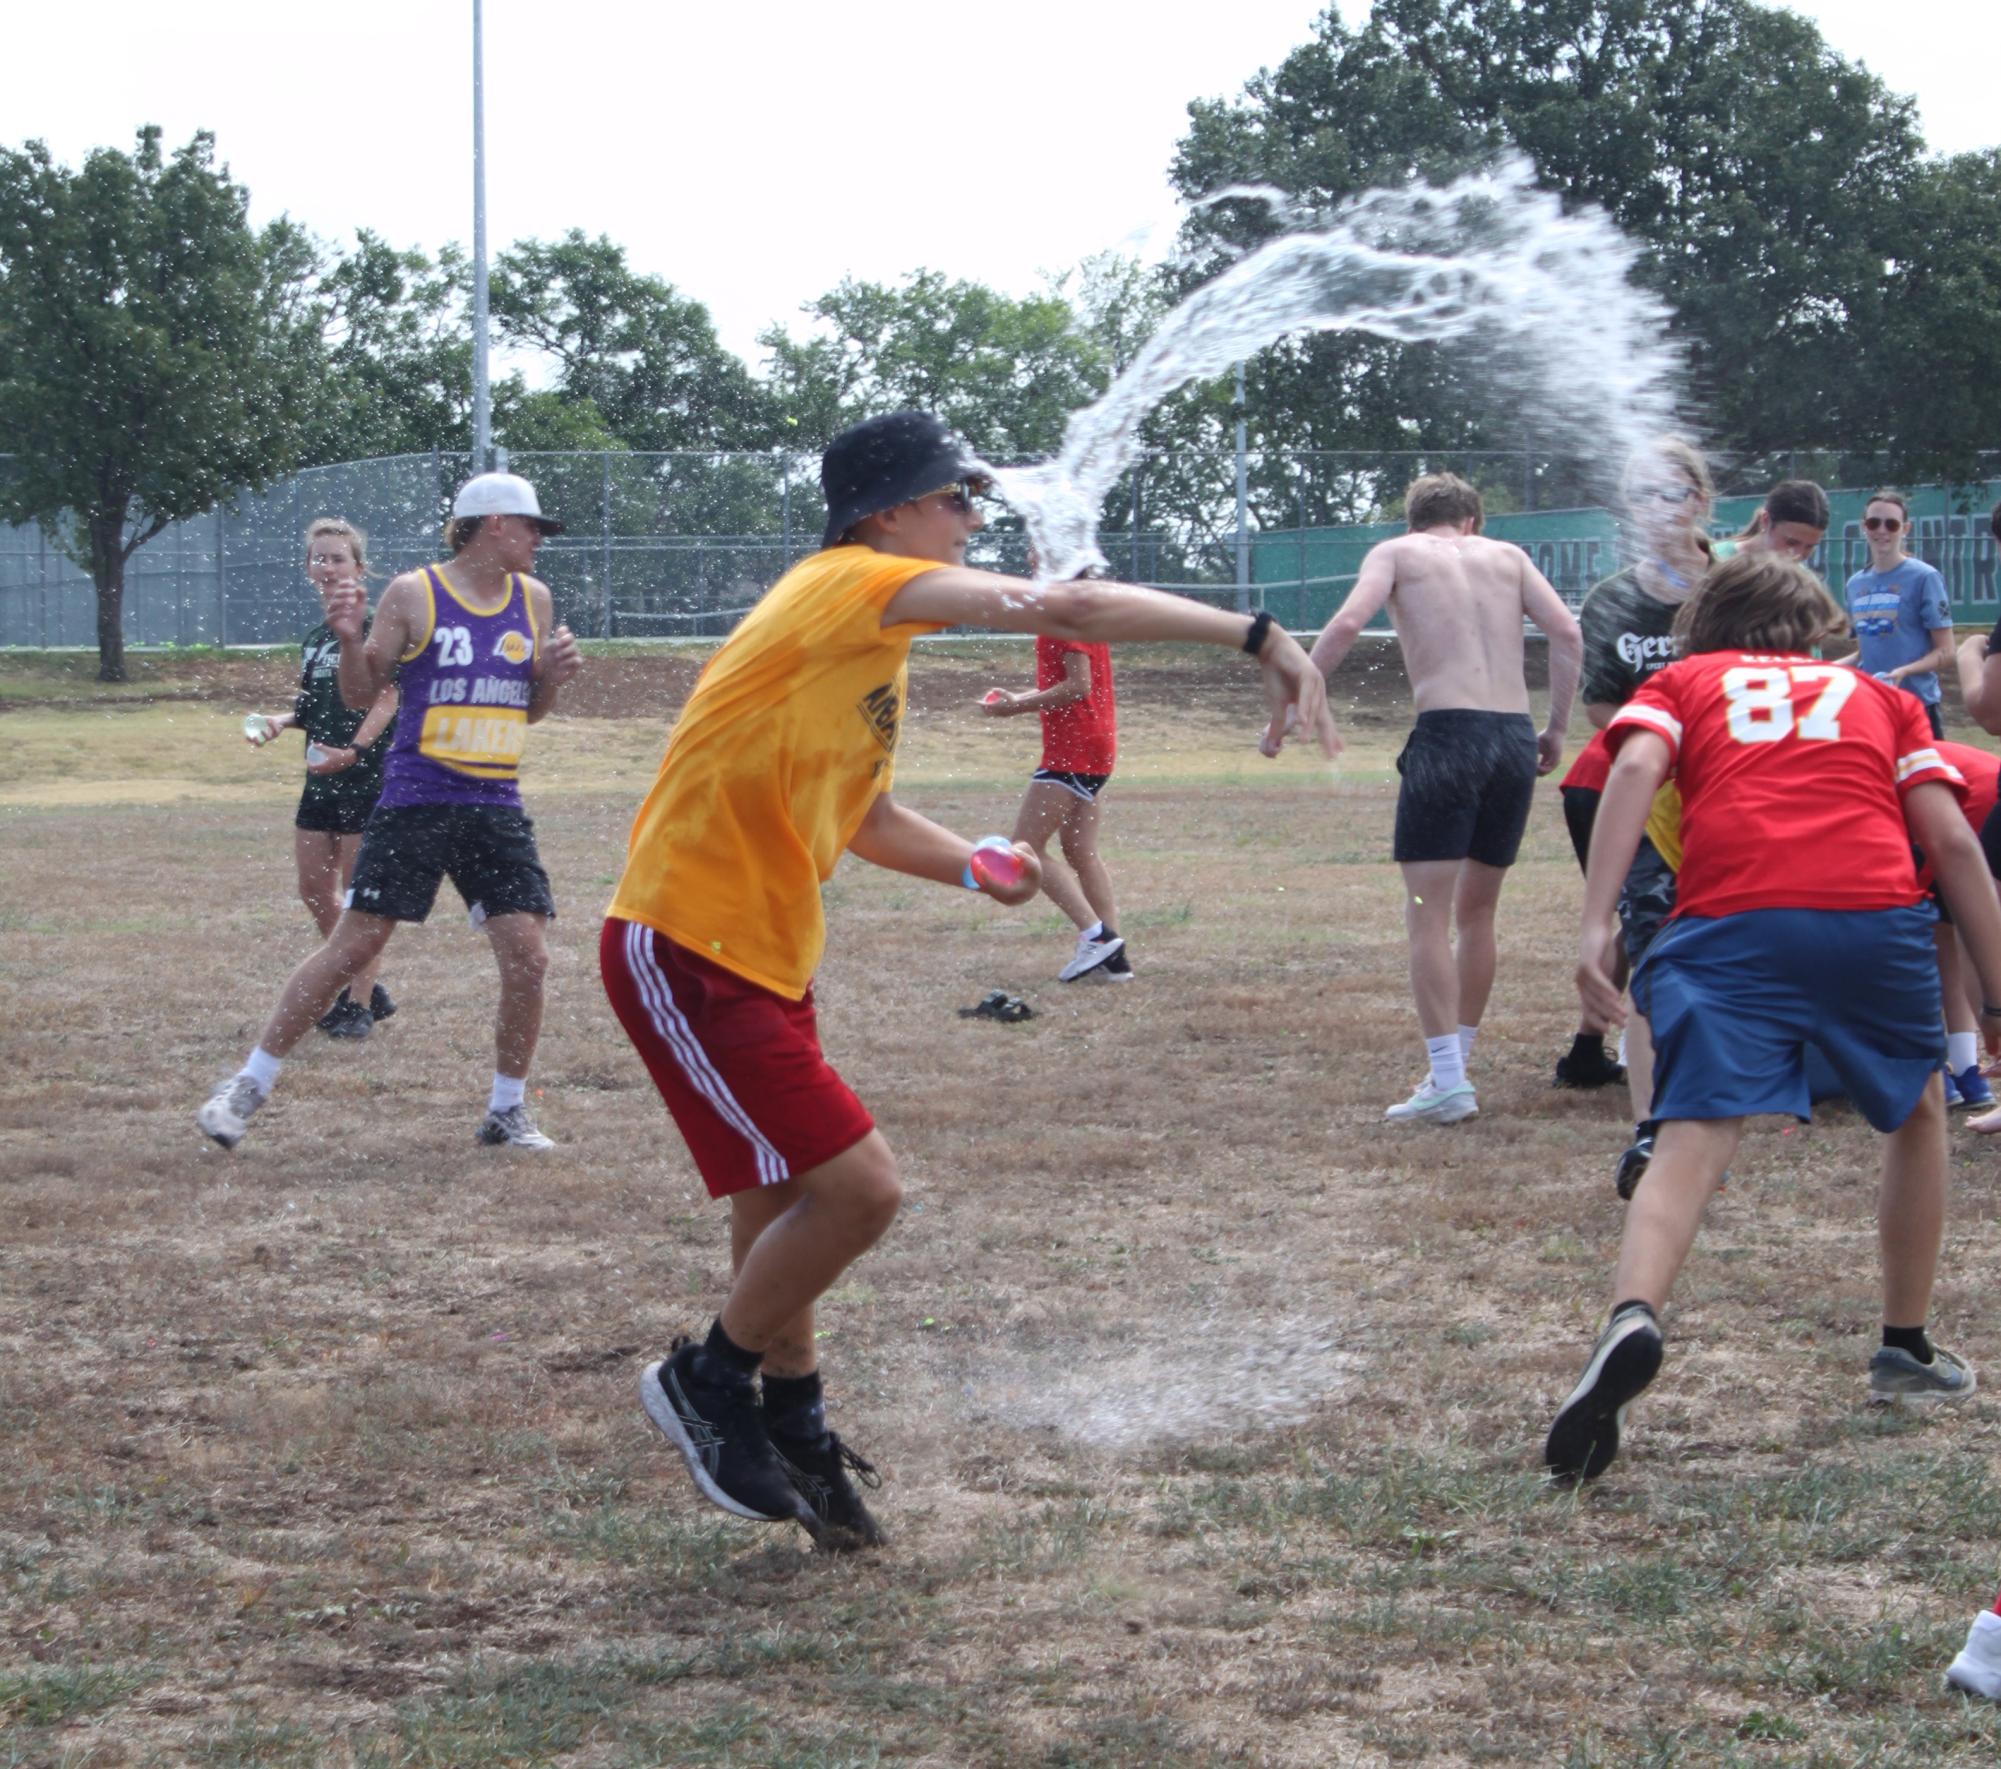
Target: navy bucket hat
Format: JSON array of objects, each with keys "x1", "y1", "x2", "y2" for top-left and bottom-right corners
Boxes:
[{"x1": 820, "y1": 411, "x2": 990, "y2": 548}]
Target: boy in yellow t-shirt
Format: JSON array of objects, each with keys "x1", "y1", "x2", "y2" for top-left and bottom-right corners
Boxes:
[{"x1": 605, "y1": 410, "x2": 1339, "y2": 1550}]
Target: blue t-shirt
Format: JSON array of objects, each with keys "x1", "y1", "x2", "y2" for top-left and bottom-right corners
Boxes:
[{"x1": 1846, "y1": 558, "x2": 1951, "y2": 704}]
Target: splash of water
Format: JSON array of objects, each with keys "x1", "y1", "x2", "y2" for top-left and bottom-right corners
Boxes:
[{"x1": 985, "y1": 157, "x2": 1680, "y2": 582}]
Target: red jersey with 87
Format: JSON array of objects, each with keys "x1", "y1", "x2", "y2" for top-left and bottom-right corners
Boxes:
[{"x1": 1607, "y1": 652, "x2": 1963, "y2": 920}]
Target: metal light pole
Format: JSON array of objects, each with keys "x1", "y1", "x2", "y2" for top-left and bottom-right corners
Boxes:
[
  {"x1": 1233, "y1": 362, "x2": 1250, "y2": 614},
  {"x1": 470, "y1": 0, "x2": 492, "y2": 472}
]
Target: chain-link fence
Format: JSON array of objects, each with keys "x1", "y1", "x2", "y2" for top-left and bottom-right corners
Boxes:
[{"x1": 5, "y1": 447, "x2": 1999, "y2": 650}]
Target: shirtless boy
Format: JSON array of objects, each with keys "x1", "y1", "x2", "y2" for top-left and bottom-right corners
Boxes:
[{"x1": 1269, "y1": 473, "x2": 1583, "y2": 1123}]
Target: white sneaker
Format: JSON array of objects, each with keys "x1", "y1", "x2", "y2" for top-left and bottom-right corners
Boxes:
[
  {"x1": 1058, "y1": 931, "x2": 1125, "y2": 982},
  {"x1": 1384, "y1": 1080, "x2": 1478, "y2": 1124},
  {"x1": 197, "y1": 1074, "x2": 265, "y2": 1149},
  {"x1": 1947, "y1": 1608, "x2": 2001, "y2": 1700},
  {"x1": 477, "y1": 1103, "x2": 555, "y2": 1150}
]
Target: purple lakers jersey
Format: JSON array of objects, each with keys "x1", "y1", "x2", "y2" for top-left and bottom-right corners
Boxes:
[{"x1": 378, "y1": 566, "x2": 539, "y2": 809}]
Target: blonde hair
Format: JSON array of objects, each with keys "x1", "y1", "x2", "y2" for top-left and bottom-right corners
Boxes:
[
  {"x1": 303, "y1": 517, "x2": 369, "y2": 577},
  {"x1": 1673, "y1": 552, "x2": 1849, "y2": 657},
  {"x1": 1623, "y1": 437, "x2": 1715, "y2": 509},
  {"x1": 1405, "y1": 473, "x2": 1484, "y2": 532}
]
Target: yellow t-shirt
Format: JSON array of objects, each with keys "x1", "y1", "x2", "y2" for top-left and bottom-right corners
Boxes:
[
  {"x1": 1646, "y1": 784, "x2": 1683, "y2": 872},
  {"x1": 607, "y1": 546, "x2": 946, "y2": 999}
]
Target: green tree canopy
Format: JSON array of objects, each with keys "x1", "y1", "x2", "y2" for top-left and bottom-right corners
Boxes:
[{"x1": 0, "y1": 127, "x2": 320, "y2": 678}]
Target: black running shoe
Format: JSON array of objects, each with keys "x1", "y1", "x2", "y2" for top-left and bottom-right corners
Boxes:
[
  {"x1": 640, "y1": 1347, "x2": 813, "y2": 1526},
  {"x1": 316, "y1": 988, "x2": 356, "y2": 1035},
  {"x1": 1554, "y1": 1044, "x2": 1626, "y2": 1089},
  {"x1": 772, "y1": 1428, "x2": 886, "y2": 1551},
  {"x1": 324, "y1": 996, "x2": 373, "y2": 1041},
  {"x1": 368, "y1": 983, "x2": 397, "y2": 1022},
  {"x1": 1613, "y1": 1134, "x2": 1655, "y2": 1201},
  {"x1": 1545, "y1": 1306, "x2": 1665, "y2": 1483}
]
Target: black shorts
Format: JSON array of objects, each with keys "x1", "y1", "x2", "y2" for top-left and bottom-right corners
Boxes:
[
  {"x1": 1392, "y1": 710, "x2": 1538, "y2": 868},
  {"x1": 1560, "y1": 785, "x2": 1601, "y2": 876},
  {"x1": 1617, "y1": 837, "x2": 1678, "y2": 967},
  {"x1": 1983, "y1": 800, "x2": 2001, "y2": 880},
  {"x1": 1924, "y1": 701, "x2": 1946, "y2": 740},
  {"x1": 295, "y1": 777, "x2": 379, "y2": 836},
  {"x1": 346, "y1": 804, "x2": 556, "y2": 925},
  {"x1": 1030, "y1": 767, "x2": 1111, "y2": 803}
]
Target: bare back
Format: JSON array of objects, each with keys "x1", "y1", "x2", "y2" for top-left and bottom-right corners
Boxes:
[{"x1": 1376, "y1": 531, "x2": 1534, "y2": 714}]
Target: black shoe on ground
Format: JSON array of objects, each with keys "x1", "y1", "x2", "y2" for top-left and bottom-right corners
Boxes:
[
  {"x1": 316, "y1": 989, "x2": 354, "y2": 1035},
  {"x1": 1554, "y1": 1042, "x2": 1626, "y2": 1089},
  {"x1": 1545, "y1": 1305, "x2": 1665, "y2": 1483},
  {"x1": 1613, "y1": 1134, "x2": 1655, "y2": 1201},
  {"x1": 640, "y1": 1346, "x2": 814, "y2": 1527},
  {"x1": 323, "y1": 994, "x2": 373, "y2": 1041},
  {"x1": 772, "y1": 1428, "x2": 886, "y2": 1551},
  {"x1": 368, "y1": 983, "x2": 397, "y2": 1022}
]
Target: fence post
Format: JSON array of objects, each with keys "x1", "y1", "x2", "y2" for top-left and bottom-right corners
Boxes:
[
  {"x1": 1233, "y1": 364, "x2": 1250, "y2": 614},
  {"x1": 1129, "y1": 472, "x2": 1140, "y2": 584},
  {"x1": 600, "y1": 451, "x2": 613, "y2": 640},
  {"x1": 39, "y1": 523, "x2": 49, "y2": 650},
  {"x1": 215, "y1": 504, "x2": 227, "y2": 648}
]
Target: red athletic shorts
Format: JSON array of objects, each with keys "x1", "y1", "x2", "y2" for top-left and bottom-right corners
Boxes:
[{"x1": 599, "y1": 917, "x2": 875, "y2": 1199}]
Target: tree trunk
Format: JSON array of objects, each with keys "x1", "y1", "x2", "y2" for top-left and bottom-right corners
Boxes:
[{"x1": 90, "y1": 508, "x2": 128, "y2": 683}]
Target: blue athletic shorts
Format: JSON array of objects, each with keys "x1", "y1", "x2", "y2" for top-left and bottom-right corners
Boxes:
[{"x1": 1633, "y1": 905, "x2": 1941, "y2": 1133}]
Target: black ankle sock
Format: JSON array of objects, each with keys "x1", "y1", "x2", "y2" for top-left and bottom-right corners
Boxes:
[
  {"x1": 1883, "y1": 1324, "x2": 1934, "y2": 1364},
  {"x1": 1567, "y1": 1032, "x2": 1605, "y2": 1064},
  {"x1": 761, "y1": 1370, "x2": 827, "y2": 1445},
  {"x1": 693, "y1": 1319, "x2": 761, "y2": 1388},
  {"x1": 1099, "y1": 926, "x2": 1118, "y2": 943},
  {"x1": 1610, "y1": 1299, "x2": 1658, "y2": 1329}
]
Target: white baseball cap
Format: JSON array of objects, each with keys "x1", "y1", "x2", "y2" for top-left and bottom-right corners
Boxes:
[{"x1": 451, "y1": 471, "x2": 564, "y2": 534}]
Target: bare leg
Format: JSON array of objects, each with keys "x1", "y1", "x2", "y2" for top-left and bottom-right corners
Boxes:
[
  {"x1": 1055, "y1": 794, "x2": 1118, "y2": 933},
  {"x1": 1451, "y1": 859, "x2": 1508, "y2": 1030},
  {"x1": 293, "y1": 828, "x2": 345, "y2": 937},
  {"x1": 1609, "y1": 1118, "x2": 1743, "y2": 1311},
  {"x1": 1011, "y1": 780, "x2": 1097, "y2": 932},
  {"x1": 254, "y1": 911, "x2": 397, "y2": 1056},
  {"x1": 1625, "y1": 1013, "x2": 1658, "y2": 1122},
  {"x1": 333, "y1": 833, "x2": 385, "y2": 1003},
  {"x1": 1400, "y1": 859, "x2": 1463, "y2": 1039},
  {"x1": 482, "y1": 912, "x2": 550, "y2": 1080},
  {"x1": 719, "y1": 1131, "x2": 902, "y2": 1356},
  {"x1": 1880, "y1": 1076, "x2": 1948, "y2": 1328}
]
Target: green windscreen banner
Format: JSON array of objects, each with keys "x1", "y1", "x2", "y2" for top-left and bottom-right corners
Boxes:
[{"x1": 1251, "y1": 483, "x2": 2001, "y2": 632}]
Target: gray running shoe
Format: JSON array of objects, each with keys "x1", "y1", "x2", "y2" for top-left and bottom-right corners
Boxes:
[
  {"x1": 1868, "y1": 1343, "x2": 1976, "y2": 1404},
  {"x1": 197, "y1": 1075, "x2": 265, "y2": 1150},
  {"x1": 1058, "y1": 931, "x2": 1124, "y2": 982},
  {"x1": 1545, "y1": 1305, "x2": 1664, "y2": 1483},
  {"x1": 476, "y1": 1103, "x2": 554, "y2": 1150}
]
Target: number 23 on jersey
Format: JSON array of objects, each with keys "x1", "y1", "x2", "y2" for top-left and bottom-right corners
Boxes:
[{"x1": 1720, "y1": 663, "x2": 1856, "y2": 745}]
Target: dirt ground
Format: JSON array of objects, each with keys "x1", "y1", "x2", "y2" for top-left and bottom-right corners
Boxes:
[{"x1": 5, "y1": 640, "x2": 2001, "y2": 1767}]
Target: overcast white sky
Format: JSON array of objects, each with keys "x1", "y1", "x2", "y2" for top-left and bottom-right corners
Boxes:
[{"x1": 11, "y1": 1, "x2": 1998, "y2": 367}]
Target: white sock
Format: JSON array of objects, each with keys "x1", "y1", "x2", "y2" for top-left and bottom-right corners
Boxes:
[
  {"x1": 1616, "y1": 1027, "x2": 1629, "y2": 1066},
  {"x1": 1425, "y1": 1033, "x2": 1466, "y2": 1093},
  {"x1": 1082, "y1": 920, "x2": 1103, "y2": 942},
  {"x1": 241, "y1": 1047, "x2": 282, "y2": 1095},
  {"x1": 490, "y1": 1073, "x2": 526, "y2": 1114},
  {"x1": 1457, "y1": 1024, "x2": 1479, "y2": 1065},
  {"x1": 1948, "y1": 1032, "x2": 1978, "y2": 1073}
]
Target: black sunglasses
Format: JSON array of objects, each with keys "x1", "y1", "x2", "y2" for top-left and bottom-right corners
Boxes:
[{"x1": 1863, "y1": 516, "x2": 1904, "y2": 533}]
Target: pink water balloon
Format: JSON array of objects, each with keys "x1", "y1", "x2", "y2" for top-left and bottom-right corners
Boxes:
[{"x1": 969, "y1": 835, "x2": 1025, "y2": 892}]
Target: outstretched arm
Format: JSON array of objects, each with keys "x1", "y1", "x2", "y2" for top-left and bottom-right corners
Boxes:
[
  {"x1": 1521, "y1": 561, "x2": 1583, "y2": 774},
  {"x1": 845, "y1": 792, "x2": 1042, "y2": 906},
  {"x1": 981, "y1": 650, "x2": 1088, "y2": 716},
  {"x1": 884, "y1": 567, "x2": 1338, "y2": 759},
  {"x1": 1577, "y1": 731, "x2": 1671, "y2": 1029}
]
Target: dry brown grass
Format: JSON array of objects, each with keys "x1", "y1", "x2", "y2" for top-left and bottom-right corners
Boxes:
[{"x1": 6, "y1": 642, "x2": 2001, "y2": 1767}]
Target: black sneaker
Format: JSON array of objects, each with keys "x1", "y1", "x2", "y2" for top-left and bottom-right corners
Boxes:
[
  {"x1": 1545, "y1": 1306, "x2": 1665, "y2": 1483},
  {"x1": 316, "y1": 988, "x2": 356, "y2": 1035},
  {"x1": 1613, "y1": 1134, "x2": 1654, "y2": 1201},
  {"x1": 1554, "y1": 1043, "x2": 1626, "y2": 1089},
  {"x1": 324, "y1": 996, "x2": 373, "y2": 1041},
  {"x1": 368, "y1": 983, "x2": 397, "y2": 1022},
  {"x1": 640, "y1": 1347, "x2": 814, "y2": 1526},
  {"x1": 771, "y1": 1428, "x2": 886, "y2": 1551}
]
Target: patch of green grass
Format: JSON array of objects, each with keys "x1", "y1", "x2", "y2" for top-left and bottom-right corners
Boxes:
[{"x1": 0, "y1": 1661, "x2": 150, "y2": 1724}]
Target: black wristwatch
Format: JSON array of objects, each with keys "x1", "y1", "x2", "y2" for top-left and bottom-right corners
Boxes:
[{"x1": 1243, "y1": 609, "x2": 1274, "y2": 657}]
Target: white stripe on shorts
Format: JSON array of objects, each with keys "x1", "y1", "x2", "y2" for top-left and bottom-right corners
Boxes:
[{"x1": 623, "y1": 920, "x2": 790, "y2": 1187}]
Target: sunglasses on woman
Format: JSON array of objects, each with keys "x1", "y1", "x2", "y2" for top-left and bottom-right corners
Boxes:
[{"x1": 1863, "y1": 516, "x2": 1903, "y2": 533}]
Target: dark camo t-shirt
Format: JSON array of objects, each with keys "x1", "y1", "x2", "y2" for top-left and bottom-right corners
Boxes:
[{"x1": 1579, "y1": 567, "x2": 1680, "y2": 707}]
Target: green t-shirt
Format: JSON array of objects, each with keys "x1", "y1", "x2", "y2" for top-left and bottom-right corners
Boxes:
[{"x1": 295, "y1": 620, "x2": 392, "y2": 795}]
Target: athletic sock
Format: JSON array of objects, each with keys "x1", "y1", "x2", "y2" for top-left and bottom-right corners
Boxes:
[
  {"x1": 241, "y1": 1047, "x2": 282, "y2": 1095},
  {"x1": 1082, "y1": 920, "x2": 1103, "y2": 942},
  {"x1": 1457, "y1": 1024, "x2": 1479, "y2": 1065},
  {"x1": 694, "y1": 1318, "x2": 762, "y2": 1389},
  {"x1": 1097, "y1": 925, "x2": 1119, "y2": 944},
  {"x1": 1883, "y1": 1324, "x2": 1934, "y2": 1365},
  {"x1": 1609, "y1": 1299, "x2": 1658, "y2": 1331},
  {"x1": 1566, "y1": 1031, "x2": 1606, "y2": 1066},
  {"x1": 761, "y1": 1369, "x2": 827, "y2": 1445},
  {"x1": 1948, "y1": 1032, "x2": 1978, "y2": 1074},
  {"x1": 489, "y1": 1073, "x2": 525, "y2": 1114},
  {"x1": 1425, "y1": 1034, "x2": 1466, "y2": 1093},
  {"x1": 1616, "y1": 1027, "x2": 1629, "y2": 1067}
]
